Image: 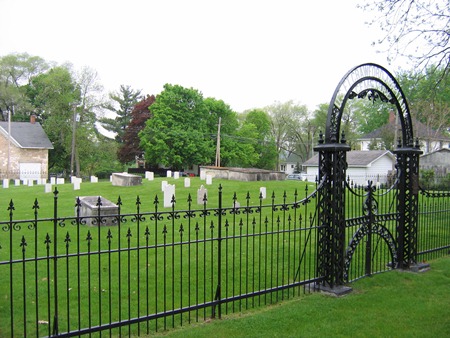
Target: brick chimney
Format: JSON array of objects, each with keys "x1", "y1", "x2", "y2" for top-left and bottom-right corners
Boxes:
[
  {"x1": 388, "y1": 111, "x2": 395, "y2": 124},
  {"x1": 30, "y1": 114, "x2": 36, "y2": 124}
]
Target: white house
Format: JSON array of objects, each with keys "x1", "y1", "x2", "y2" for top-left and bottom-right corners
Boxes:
[
  {"x1": 358, "y1": 112, "x2": 450, "y2": 154},
  {"x1": 302, "y1": 150, "x2": 395, "y2": 186},
  {"x1": 279, "y1": 152, "x2": 302, "y2": 175}
]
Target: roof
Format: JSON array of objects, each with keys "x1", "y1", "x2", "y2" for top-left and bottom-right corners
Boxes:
[
  {"x1": 303, "y1": 150, "x2": 394, "y2": 167},
  {"x1": 420, "y1": 147, "x2": 450, "y2": 159},
  {"x1": 359, "y1": 118, "x2": 450, "y2": 141},
  {"x1": 0, "y1": 122, "x2": 53, "y2": 149}
]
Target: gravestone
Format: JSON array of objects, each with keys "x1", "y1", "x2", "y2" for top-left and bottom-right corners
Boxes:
[
  {"x1": 260, "y1": 187, "x2": 267, "y2": 199},
  {"x1": 14, "y1": 179, "x2": 20, "y2": 186},
  {"x1": 73, "y1": 178, "x2": 81, "y2": 190},
  {"x1": 111, "y1": 173, "x2": 142, "y2": 186},
  {"x1": 56, "y1": 178, "x2": 65, "y2": 185},
  {"x1": 145, "y1": 171, "x2": 154, "y2": 180},
  {"x1": 197, "y1": 185, "x2": 207, "y2": 204},
  {"x1": 3, "y1": 179, "x2": 9, "y2": 189},
  {"x1": 164, "y1": 184, "x2": 175, "y2": 208},
  {"x1": 45, "y1": 183, "x2": 52, "y2": 193},
  {"x1": 22, "y1": 179, "x2": 28, "y2": 185},
  {"x1": 200, "y1": 171, "x2": 206, "y2": 180},
  {"x1": 50, "y1": 177, "x2": 56, "y2": 185},
  {"x1": 206, "y1": 174, "x2": 212, "y2": 185},
  {"x1": 90, "y1": 176, "x2": 98, "y2": 183},
  {"x1": 161, "y1": 180, "x2": 168, "y2": 192},
  {"x1": 76, "y1": 196, "x2": 118, "y2": 226},
  {"x1": 184, "y1": 177, "x2": 191, "y2": 188},
  {"x1": 28, "y1": 180, "x2": 34, "y2": 187},
  {"x1": 167, "y1": 170, "x2": 172, "y2": 178},
  {"x1": 174, "y1": 171, "x2": 180, "y2": 179}
]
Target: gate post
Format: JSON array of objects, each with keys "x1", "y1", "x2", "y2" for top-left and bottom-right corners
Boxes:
[
  {"x1": 315, "y1": 133, "x2": 351, "y2": 294},
  {"x1": 394, "y1": 141, "x2": 422, "y2": 269}
]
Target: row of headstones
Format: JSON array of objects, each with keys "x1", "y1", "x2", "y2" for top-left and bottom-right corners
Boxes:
[
  {"x1": 161, "y1": 181, "x2": 268, "y2": 208},
  {"x1": 143, "y1": 170, "x2": 213, "y2": 185},
  {"x1": 2, "y1": 176, "x2": 99, "y2": 192}
]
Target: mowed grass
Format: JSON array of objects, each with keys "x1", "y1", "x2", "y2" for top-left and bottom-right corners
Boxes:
[{"x1": 154, "y1": 255, "x2": 450, "y2": 338}]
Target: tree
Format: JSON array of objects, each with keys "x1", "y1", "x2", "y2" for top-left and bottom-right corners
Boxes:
[
  {"x1": 140, "y1": 84, "x2": 215, "y2": 170},
  {"x1": 0, "y1": 53, "x2": 50, "y2": 120},
  {"x1": 362, "y1": 0, "x2": 450, "y2": 77},
  {"x1": 243, "y1": 109, "x2": 278, "y2": 169},
  {"x1": 118, "y1": 95, "x2": 155, "y2": 164},
  {"x1": 100, "y1": 85, "x2": 142, "y2": 142},
  {"x1": 26, "y1": 66, "x2": 81, "y2": 173}
]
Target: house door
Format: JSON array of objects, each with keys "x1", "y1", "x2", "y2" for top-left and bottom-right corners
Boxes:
[{"x1": 20, "y1": 163, "x2": 41, "y2": 180}]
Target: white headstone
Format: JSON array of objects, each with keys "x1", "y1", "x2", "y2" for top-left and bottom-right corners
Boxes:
[
  {"x1": 184, "y1": 177, "x2": 191, "y2": 188},
  {"x1": 71, "y1": 176, "x2": 77, "y2": 183},
  {"x1": 45, "y1": 183, "x2": 52, "y2": 193},
  {"x1": 200, "y1": 171, "x2": 206, "y2": 180},
  {"x1": 56, "y1": 178, "x2": 65, "y2": 185},
  {"x1": 197, "y1": 185, "x2": 207, "y2": 204},
  {"x1": 73, "y1": 178, "x2": 81, "y2": 190},
  {"x1": 22, "y1": 179, "x2": 28, "y2": 186},
  {"x1": 161, "y1": 180, "x2": 168, "y2": 192},
  {"x1": 14, "y1": 179, "x2": 20, "y2": 186},
  {"x1": 164, "y1": 184, "x2": 175, "y2": 208},
  {"x1": 3, "y1": 179, "x2": 9, "y2": 189},
  {"x1": 50, "y1": 177, "x2": 56, "y2": 185},
  {"x1": 110, "y1": 175, "x2": 113, "y2": 182},
  {"x1": 90, "y1": 176, "x2": 98, "y2": 183},
  {"x1": 206, "y1": 174, "x2": 212, "y2": 185},
  {"x1": 28, "y1": 179, "x2": 34, "y2": 187},
  {"x1": 173, "y1": 171, "x2": 180, "y2": 179},
  {"x1": 145, "y1": 171, "x2": 154, "y2": 180},
  {"x1": 166, "y1": 170, "x2": 172, "y2": 178},
  {"x1": 260, "y1": 187, "x2": 267, "y2": 199}
]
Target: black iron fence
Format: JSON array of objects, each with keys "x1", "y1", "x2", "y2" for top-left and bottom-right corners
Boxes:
[
  {"x1": 0, "y1": 184, "x2": 322, "y2": 337},
  {"x1": 1, "y1": 180, "x2": 449, "y2": 337}
]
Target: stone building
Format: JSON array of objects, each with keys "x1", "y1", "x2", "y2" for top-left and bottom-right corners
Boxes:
[{"x1": 0, "y1": 116, "x2": 53, "y2": 180}]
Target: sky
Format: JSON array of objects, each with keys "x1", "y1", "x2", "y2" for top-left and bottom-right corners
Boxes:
[{"x1": 0, "y1": 0, "x2": 409, "y2": 112}]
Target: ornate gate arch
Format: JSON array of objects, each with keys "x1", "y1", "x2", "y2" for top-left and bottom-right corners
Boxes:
[{"x1": 315, "y1": 63, "x2": 422, "y2": 290}]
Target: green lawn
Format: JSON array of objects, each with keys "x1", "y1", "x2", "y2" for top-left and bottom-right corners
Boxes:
[{"x1": 154, "y1": 255, "x2": 450, "y2": 338}]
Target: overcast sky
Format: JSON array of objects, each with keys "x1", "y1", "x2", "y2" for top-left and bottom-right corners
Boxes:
[{"x1": 0, "y1": 0, "x2": 409, "y2": 112}]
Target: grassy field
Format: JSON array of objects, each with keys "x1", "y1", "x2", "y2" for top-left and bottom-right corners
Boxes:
[
  {"x1": 154, "y1": 255, "x2": 450, "y2": 338},
  {"x1": 1, "y1": 177, "x2": 448, "y2": 337}
]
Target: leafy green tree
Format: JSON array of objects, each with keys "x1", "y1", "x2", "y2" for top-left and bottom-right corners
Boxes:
[
  {"x1": 243, "y1": 109, "x2": 278, "y2": 169},
  {"x1": 140, "y1": 84, "x2": 215, "y2": 170},
  {"x1": 0, "y1": 53, "x2": 50, "y2": 120},
  {"x1": 397, "y1": 66, "x2": 450, "y2": 132},
  {"x1": 26, "y1": 66, "x2": 81, "y2": 173},
  {"x1": 100, "y1": 85, "x2": 142, "y2": 142}
]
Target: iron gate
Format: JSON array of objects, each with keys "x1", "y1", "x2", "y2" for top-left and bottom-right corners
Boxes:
[{"x1": 315, "y1": 63, "x2": 423, "y2": 290}]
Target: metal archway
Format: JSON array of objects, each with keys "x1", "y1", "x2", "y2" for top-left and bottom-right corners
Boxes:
[
  {"x1": 315, "y1": 63, "x2": 422, "y2": 290},
  {"x1": 325, "y1": 63, "x2": 414, "y2": 146}
]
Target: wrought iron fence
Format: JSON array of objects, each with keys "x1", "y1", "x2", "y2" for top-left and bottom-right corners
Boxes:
[{"x1": 0, "y1": 184, "x2": 322, "y2": 337}]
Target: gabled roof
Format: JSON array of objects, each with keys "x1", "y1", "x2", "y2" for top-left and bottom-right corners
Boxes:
[
  {"x1": 420, "y1": 147, "x2": 450, "y2": 159},
  {"x1": 0, "y1": 122, "x2": 53, "y2": 149},
  {"x1": 359, "y1": 117, "x2": 450, "y2": 141},
  {"x1": 303, "y1": 150, "x2": 394, "y2": 167}
]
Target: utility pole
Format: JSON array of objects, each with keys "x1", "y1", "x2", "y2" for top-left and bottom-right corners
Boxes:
[
  {"x1": 7, "y1": 108, "x2": 11, "y2": 179},
  {"x1": 70, "y1": 104, "x2": 77, "y2": 177},
  {"x1": 215, "y1": 117, "x2": 221, "y2": 167}
]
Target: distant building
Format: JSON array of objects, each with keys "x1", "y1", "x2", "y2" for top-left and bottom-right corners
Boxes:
[
  {"x1": 0, "y1": 116, "x2": 53, "y2": 180},
  {"x1": 302, "y1": 150, "x2": 395, "y2": 186},
  {"x1": 279, "y1": 152, "x2": 303, "y2": 175},
  {"x1": 358, "y1": 111, "x2": 450, "y2": 154},
  {"x1": 420, "y1": 148, "x2": 450, "y2": 176}
]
